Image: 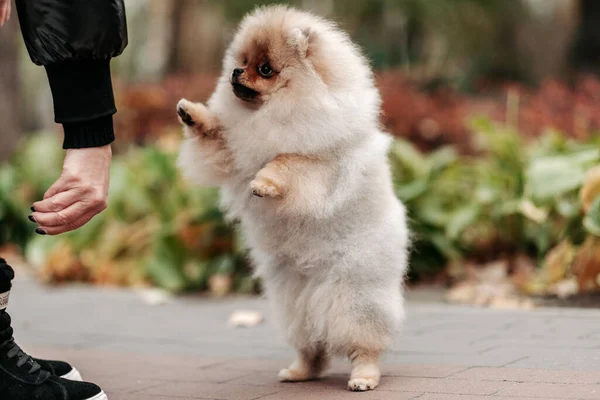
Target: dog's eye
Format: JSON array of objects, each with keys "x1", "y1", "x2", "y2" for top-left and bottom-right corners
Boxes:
[{"x1": 258, "y1": 63, "x2": 274, "y2": 78}]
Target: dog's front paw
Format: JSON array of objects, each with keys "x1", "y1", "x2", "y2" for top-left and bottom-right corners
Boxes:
[
  {"x1": 348, "y1": 377, "x2": 379, "y2": 391},
  {"x1": 250, "y1": 174, "x2": 284, "y2": 199},
  {"x1": 177, "y1": 99, "x2": 219, "y2": 139},
  {"x1": 177, "y1": 99, "x2": 201, "y2": 127},
  {"x1": 177, "y1": 101, "x2": 196, "y2": 127}
]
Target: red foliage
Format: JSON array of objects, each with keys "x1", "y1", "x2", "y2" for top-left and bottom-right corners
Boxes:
[
  {"x1": 113, "y1": 74, "x2": 218, "y2": 145},
  {"x1": 487, "y1": 76, "x2": 600, "y2": 141},
  {"x1": 377, "y1": 72, "x2": 473, "y2": 153},
  {"x1": 113, "y1": 72, "x2": 600, "y2": 152}
]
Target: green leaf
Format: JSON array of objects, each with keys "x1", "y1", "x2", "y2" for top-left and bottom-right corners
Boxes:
[
  {"x1": 583, "y1": 197, "x2": 600, "y2": 237},
  {"x1": 145, "y1": 233, "x2": 189, "y2": 292},
  {"x1": 236, "y1": 276, "x2": 257, "y2": 294},
  {"x1": 183, "y1": 259, "x2": 210, "y2": 286},
  {"x1": 24, "y1": 235, "x2": 59, "y2": 268},
  {"x1": 446, "y1": 205, "x2": 480, "y2": 239},
  {"x1": 429, "y1": 146, "x2": 459, "y2": 172},
  {"x1": 211, "y1": 254, "x2": 236, "y2": 275},
  {"x1": 389, "y1": 139, "x2": 428, "y2": 178},
  {"x1": 556, "y1": 198, "x2": 581, "y2": 218},
  {"x1": 396, "y1": 179, "x2": 429, "y2": 202},
  {"x1": 415, "y1": 199, "x2": 452, "y2": 227},
  {"x1": 145, "y1": 258, "x2": 187, "y2": 292},
  {"x1": 497, "y1": 199, "x2": 522, "y2": 216},
  {"x1": 525, "y1": 150, "x2": 600, "y2": 201},
  {"x1": 469, "y1": 115, "x2": 495, "y2": 133},
  {"x1": 430, "y1": 233, "x2": 461, "y2": 260}
]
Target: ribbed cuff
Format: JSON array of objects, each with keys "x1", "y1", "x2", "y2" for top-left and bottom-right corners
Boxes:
[
  {"x1": 62, "y1": 115, "x2": 115, "y2": 149},
  {"x1": 44, "y1": 59, "x2": 117, "y2": 148}
]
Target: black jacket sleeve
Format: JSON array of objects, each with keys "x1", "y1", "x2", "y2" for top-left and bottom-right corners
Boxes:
[{"x1": 15, "y1": 0, "x2": 128, "y2": 149}]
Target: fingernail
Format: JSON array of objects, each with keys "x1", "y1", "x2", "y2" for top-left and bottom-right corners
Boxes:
[
  {"x1": 30, "y1": 206, "x2": 36, "y2": 212},
  {"x1": 28, "y1": 215, "x2": 36, "y2": 223},
  {"x1": 35, "y1": 228, "x2": 47, "y2": 235}
]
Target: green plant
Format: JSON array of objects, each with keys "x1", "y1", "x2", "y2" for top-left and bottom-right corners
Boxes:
[
  {"x1": 3, "y1": 118, "x2": 600, "y2": 296},
  {"x1": 391, "y1": 116, "x2": 600, "y2": 286},
  {"x1": 5, "y1": 133, "x2": 252, "y2": 294}
]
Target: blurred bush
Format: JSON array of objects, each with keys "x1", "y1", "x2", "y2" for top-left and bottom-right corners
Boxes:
[
  {"x1": 393, "y1": 117, "x2": 600, "y2": 296},
  {"x1": 2, "y1": 118, "x2": 600, "y2": 297},
  {"x1": 1, "y1": 133, "x2": 255, "y2": 295}
]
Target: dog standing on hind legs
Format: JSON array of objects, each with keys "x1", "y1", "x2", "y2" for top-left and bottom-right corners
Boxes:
[{"x1": 176, "y1": 6, "x2": 409, "y2": 391}]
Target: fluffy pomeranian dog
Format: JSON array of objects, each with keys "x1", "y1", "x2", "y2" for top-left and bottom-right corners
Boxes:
[{"x1": 176, "y1": 6, "x2": 409, "y2": 392}]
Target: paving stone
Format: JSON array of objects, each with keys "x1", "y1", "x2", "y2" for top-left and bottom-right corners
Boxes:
[
  {"x1": 220, "y1": 359, "x2": 292, "y2": 372},
  {"x1": 418, "y1": 395, "x2": 542, "y2": 400},
  {"x1": 259, "y1": 388, "x2": 420, "y2": 400},
  {"x1": 498, "y1": 382, "x2": 600, "y2": 399},
  {"x1": 382, "y1": 351, "x2": 524, "y2": 368},
  {"x1": 470, "y1": 337, "x2": 600, "y2": 350},
  {"x1": 8, "y1": 274, "x2": 600, "y2": 400},
  {"x1": 225, "y1": 371, "x2": 347, "y2": 389},
  {"x1": 88, "y1": 374, "x2": 168, "y2": 393},
  {"x1": 499, "y1": 348, "x2": 600, "y2": 371},
  {"x1": 451, "y1": 367, "x2": 600, "y2": 384},
  {"x1": 107, "y1": 395, "x2": 209, "y2": 400},
  {"x1": 382, "y1": 365, "x2": 469, "y2": 379},
  {"x1": 138, "y1": 382, "x2": 285, "y2": 399},
  {"x1": 382, "y1": 377, "x2": 515, "y2": 395}
]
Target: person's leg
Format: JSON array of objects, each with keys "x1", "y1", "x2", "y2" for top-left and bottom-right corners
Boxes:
[
  {"x1": 0, "y1": 257, "x2": 82, "y2": 379},
  {"x1": 0, "y1": 257, "x2": 108, "y2": 400}
]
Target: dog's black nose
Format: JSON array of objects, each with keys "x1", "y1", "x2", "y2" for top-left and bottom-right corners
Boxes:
[{"x1": 232, "y1": 68, "x2": 244, "y2": 77}]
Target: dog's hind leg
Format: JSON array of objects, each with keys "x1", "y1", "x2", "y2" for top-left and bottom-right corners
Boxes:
[
  {"x1": 347, "y1": 348, "x2": 381, "y2": 391},
  {"x1": 278, "y1": 345, "x2": 329, "y2": 382}
]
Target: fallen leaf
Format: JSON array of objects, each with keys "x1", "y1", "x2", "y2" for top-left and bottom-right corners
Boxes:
[
  {"x1": 550, "y1": 278, "x2": 579, "y2": 299},
  {"x1": 209, "y1": 274, "x2": 233, "y2": 297},
  {"x1": 475, "y1": 260, "x2": 509, "y2": 284},
  {"x1": 136, "y1": 288, "x2": 172, "y2": 305},
  {"x1": 572, "y1": 237, "x2": 600, "y2": 292},
  {"x1": 542, "y1": 240, "x2": 575, "y2": 284},
  {"x1": 228, "y1": 310, "x2": 264, "y2": 328},
  {"x1": 581, "y1": 165, "x2": 600, "y2": 213},
  {"x1": 446, "y1": 281, "x2": 476, "y2": 304}
]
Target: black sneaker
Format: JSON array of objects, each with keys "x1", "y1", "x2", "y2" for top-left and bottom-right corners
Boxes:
[
  {"x1": 0, "y1": 258, "x2": 107, "y2": 399},
  {"x1": 0, "y1": 337, "x2": 107, "y2": 400},
  {"x1": 35, "y1": 357, "x2": 83, "y2": 381}
]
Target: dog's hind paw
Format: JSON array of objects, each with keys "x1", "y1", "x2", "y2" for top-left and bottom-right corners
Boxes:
[
  {"x1": 251, "y1": 175, "x2": 284, "y2": 199},
  {"x1": 278, "y1": 368, "x2": 311, "y2": 382},
  {"x1": 348, "y1": 377, "x2": 379, "y2": 391}
]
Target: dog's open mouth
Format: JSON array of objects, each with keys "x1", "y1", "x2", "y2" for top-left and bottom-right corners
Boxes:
[{"x1": 232, "y1": 82, "x2": 260, "y2": 102}]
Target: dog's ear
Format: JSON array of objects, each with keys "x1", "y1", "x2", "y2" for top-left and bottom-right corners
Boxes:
[{"x1": 288, "y1": 27, "x2": 315, "y2": 58}]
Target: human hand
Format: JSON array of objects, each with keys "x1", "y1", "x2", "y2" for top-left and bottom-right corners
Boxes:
[
  {"x1": 0, "y1": 0, "x2": 10, "y2": 28},
  {"x1": 29, "y1": 145, "x2": 112, "y2": 235}
]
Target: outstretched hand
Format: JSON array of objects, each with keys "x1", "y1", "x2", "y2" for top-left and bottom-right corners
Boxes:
[
  {"x1": 0, "y1": 0, "x2": 10, "y2": 27},
  {"x1": 29, "y1": 145, "x2": 112, "y2": 235}
]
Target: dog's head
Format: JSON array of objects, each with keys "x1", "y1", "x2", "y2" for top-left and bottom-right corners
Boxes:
[
  {"x1": 224, "y1": 6, "x2": 337, "y2": 107},
  {"x1": 211, "y1": 6, "x2": 381, "y2": 158}
]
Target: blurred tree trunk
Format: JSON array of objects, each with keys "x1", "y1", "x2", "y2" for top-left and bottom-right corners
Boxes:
[
  {"x1": 519, "y1": 0, "x2": 578, "y2": 82},
  {"x1": 166, "y1": 0, "x2": 228, "y2": 75},
  {"x1": 571, "y1": 0, "x2": 600, "y2": 73},
  {"x1": 165, "y1": 0, "x2": 188, "y2": 75},
  {"x1": 0, "y1": 15, "x2": 21, "y2": 161}
]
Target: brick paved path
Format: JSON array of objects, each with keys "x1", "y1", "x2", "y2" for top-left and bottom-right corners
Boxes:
[{"x1": 9, "y1": 275, "x2": 600, "y2": 399}]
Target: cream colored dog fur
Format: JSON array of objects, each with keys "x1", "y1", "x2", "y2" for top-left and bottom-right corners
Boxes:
[{"x1": 176, "y1": 6, "x2": 409, "y2": 391}]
